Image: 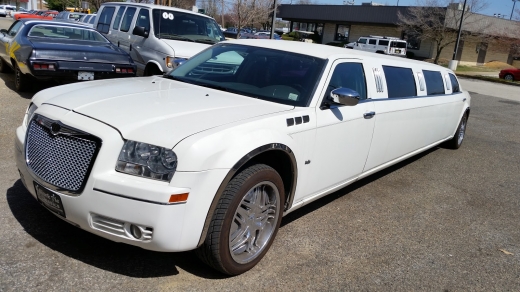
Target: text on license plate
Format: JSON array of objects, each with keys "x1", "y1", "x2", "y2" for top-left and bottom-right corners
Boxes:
[
  {"x1": 34, "y1": 182, "x2": 66, "y2": 218},
  {"x1": 78, "y1": 71, "x2": 94, "y2": 81}
]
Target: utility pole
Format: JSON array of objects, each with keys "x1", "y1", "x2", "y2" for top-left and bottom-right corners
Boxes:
[
  {"x1": 270, "y1": 0, "x2": 276, "y2": 39},
  {"x1": 448, "y1": 0, "x2": 467, "y2": 71},
  {"x1": 511, "y1": 0, "x2": 518, "y2": 20}
]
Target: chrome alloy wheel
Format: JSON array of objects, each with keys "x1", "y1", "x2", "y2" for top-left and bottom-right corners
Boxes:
[
  {"x1": 229, "y1": 181, "x2": 280, "y2": 264},
  {"x1": 458, "y1": 116, "x2": 467, "y2": 145}
]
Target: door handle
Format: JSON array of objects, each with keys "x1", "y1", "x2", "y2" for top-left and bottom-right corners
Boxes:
[
  {"x1": 363, "y1": 111, "x2": 376, "y2": 119},
  {"x1": 463, "y1": 98, "x2": 466, "y2": 101},
  {"x1": 130, "y1": 44, "x2": 132, "y2": 51},
  {"x1": 117, "y1": 41, "x2": 120, "y2": 47}
]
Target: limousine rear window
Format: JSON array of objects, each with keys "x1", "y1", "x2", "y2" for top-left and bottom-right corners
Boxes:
[
  {"x1": 449, "y1": 73, "x2": 460, "y2": 92},
  {"x1": 423, "y1": 70, "x2": 445, "y2": 95},
  {"x1": 382, "y1": 66, "x2": 416, "y2": 98}
]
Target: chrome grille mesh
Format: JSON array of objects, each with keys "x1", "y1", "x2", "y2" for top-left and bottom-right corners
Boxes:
[{"x1": 26, "y1": 119, "x2": 98, "y2": 192}]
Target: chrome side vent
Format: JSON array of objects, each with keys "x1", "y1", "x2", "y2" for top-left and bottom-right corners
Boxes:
[
  {"x1": 91, "y1": 213, "x2": 153, "y2": 242},
  {"x1": 444, "y1": 74, "x2": 451, "y2": 91},
  {"x1": 417, "y1": 72, "x2": 425, "y2": 91},
  {"x1": 373, "y1": 67, "x2": 384, "y2": 93}
]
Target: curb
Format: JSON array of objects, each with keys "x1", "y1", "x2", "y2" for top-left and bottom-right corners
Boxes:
[{"x1": 456, "y1": 73, "x2": 520, "y2": 87}]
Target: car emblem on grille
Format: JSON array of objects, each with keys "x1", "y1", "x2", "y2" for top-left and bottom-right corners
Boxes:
[{"x1": 50, "y1": 123, "x2": 61, "y2": 135}]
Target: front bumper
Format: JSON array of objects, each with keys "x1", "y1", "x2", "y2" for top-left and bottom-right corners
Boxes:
[{"x1": 15, "y1": 105, "x2": 228, "y2": 252}]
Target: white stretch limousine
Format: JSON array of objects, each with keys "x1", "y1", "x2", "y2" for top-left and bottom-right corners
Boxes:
[{"x1": 15, "y1": 40, "x2": 470, "y2": 275}]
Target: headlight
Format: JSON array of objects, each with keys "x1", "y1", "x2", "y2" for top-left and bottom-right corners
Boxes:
[
  {"x1": 116, "y1": 140, "x2": 178, "y2": 182},
  {"x1": 24, "y1": 103, "x2": 38, "y2": 127},
  {"x1": 165, "y1": 56, "x2": 187, "y2": 69}
]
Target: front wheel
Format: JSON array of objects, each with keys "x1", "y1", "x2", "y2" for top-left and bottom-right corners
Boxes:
[
  {"x1": 196, "y1": 164, "x2": 285, "y2": 275},
  {"x1": 444, "y1": 113, "x2": 468, "y2": 149},
  {"x1": 504, "y1": 74, "x2": 514, "y2": 82}
]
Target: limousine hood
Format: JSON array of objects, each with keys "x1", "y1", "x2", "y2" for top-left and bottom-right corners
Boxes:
[
  {"x1": 36, "y1": 77, "x2": 293, "y2": 148},
  {"x1": 160, "y1": 39, "x2": 211, "y2": 59}
]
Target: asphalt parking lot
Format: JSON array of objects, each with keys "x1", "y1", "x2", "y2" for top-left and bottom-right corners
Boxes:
[{"x1": 1, "y1": 17, "x2": 520, "y2": 291}]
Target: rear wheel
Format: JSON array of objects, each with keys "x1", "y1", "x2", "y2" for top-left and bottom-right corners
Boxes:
[
  {"x1": 196, "y1": 164, "x2": 285, "y2": 275},
  {"x1": 444, "y1": 113, "x2": 468, "y2": 149},
  {"x1": 14, "y1": 63, "x2": 31, "y2": 92},
  {"x1": 504, "y1": 74, "x2": 514, "y2": 82}
]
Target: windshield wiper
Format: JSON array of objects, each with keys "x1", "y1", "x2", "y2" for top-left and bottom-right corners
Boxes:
[
  {"x1": 157, "y1": 33, "x2": 194, "y2": 42},
  {"x1": 194, "y1": 38, "x2": 217, "y2": 44}
]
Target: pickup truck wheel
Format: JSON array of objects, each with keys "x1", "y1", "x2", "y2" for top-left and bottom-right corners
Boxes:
[
  {"x1": 444, "y1": 113, "x2": 467, "y2": 149},
  {"x1": 196, "y1": 164, "x2": 284, "y2": 275},
  {"x1": 0, "y1": 58, "x2": 11, "y2": 73},
  {"x1": 15, "y1": 64, "x2": 30, "y2": 92}
]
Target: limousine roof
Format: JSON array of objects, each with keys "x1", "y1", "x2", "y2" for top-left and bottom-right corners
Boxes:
[{"x1": 225, "y1": 39, "x2": 452, "y2": 72}]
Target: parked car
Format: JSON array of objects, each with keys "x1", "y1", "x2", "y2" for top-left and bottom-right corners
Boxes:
[
  {"x1": 0, "y1": 5, "x2": 15, "y2": 17},
  {"x1": 14, "y1": 39, "x2": 470, "y2": 275},
  {"x1": 345, "y1": 35, "x2": 407, "y2": 57},
  {"x1": 9, "y1": 7, "x2": 30, "y2": 17},
  {"x1": 499, "y1": 67, "x2": 520, "y2": 81},
  {"x1": 94, "y1": 2, "x2": 225, "y2": 76},
  {"x1": 0, "y1": 20, "x2": 136, "y2": 91},
  {"x1": 78, "y1": 13, "x2": 97, "y2": 27},
  {"x1": 14, "y1": 10, "x2": 58, "y2": 20},
  {"x1": 54, "y1": 11, "x2": 86, "y2": 22}
]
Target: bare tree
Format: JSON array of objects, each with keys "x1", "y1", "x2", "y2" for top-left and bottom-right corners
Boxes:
[
  {"x1": 229, "y1": 0, "x2": 274, "y2": 37},
  {"x1": 398, "y1": 0, "x2": 490, "y2": 64}
]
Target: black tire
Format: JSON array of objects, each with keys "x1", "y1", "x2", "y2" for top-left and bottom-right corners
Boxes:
[
  {"x1": 0, "y1": 58, "x2": 12, "y2": 73},
  {"x1": 196, "y1": 164, "x2": 285, "y2": 275},
  {"x1": 444, "y1": 113, "x2": 468, "y2": 149},
  {"x1": 14, "y1": 63, "x2": 31, "y2": 92},
  {"x1": 504, "y1": 74, "x2": 514, "y2": 82},
  {"x1": 144, "y1": 64, "x2": 162, "y2": 76}
]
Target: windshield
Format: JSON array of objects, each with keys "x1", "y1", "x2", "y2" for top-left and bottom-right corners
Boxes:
[
  {"x1": 168, "y1": 44, "x2": 326, "y2": 107},
  {"x1": 152, "y1": 9, "x2": 225, "y2": 44},
  {"x1": 28, "y1": 25, "x2": 108, "y2": 42}
]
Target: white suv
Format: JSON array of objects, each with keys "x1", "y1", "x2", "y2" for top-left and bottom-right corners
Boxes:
[
  {"x1": 345, "y1": 35, "x2": 407, "y2": 57},
  {"x1": 0, "y1": 5, "x2": 15, "y2": 17}
]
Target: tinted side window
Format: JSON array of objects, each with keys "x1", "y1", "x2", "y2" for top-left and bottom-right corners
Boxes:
[
  {"x1": 324, "y1": 62, "x2": 367, "y2": 103},
  {"x1": 382, "y1": 66, "x2": 416, "y2": 98},
  {"x1": 423, "y1": 70, "x2": 445, "y2": 95},
  {"x1": 97, "y1": 6, "x2": 115, "y2": 34},
  {"x1": 112, "y1": 7, "x2": 125, "y2": 30},
  {"x1": 369, "y1": 39, "x2": 377, "y2": 45},
  {"x1": 135, "y1": 8, "x2": 150, "y2": 31},
  {"x1": 7, "y1": 21, "x2": 23, "y2": 37},
  {"x1": 449, "y1": 73, "x2": 460, "y2": 93},
  {"x1": 378, "y1": 40, "x2": 389, "y2": 46},
  {"x1": 358, "y1": 38, "x2": 367, "y2": 44},
  {"x1": 120, "y1": 7, "x2": 137, "y2": 32}
]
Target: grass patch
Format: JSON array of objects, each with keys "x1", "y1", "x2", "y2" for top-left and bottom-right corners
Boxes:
[{"x1": 455, "y1": 65, "x2": 499, "y2": 72}]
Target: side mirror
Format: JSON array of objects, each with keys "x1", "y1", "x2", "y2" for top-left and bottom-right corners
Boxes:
[
  {"x1": 330, "y1": 88, "x2": 360, "y2": 106},
  {"x1": 132, "y1": 26, "x2": 149, "y2": 38},
  {"x1": 0, "y1": 29, "x2": 7, "y2": 35}
]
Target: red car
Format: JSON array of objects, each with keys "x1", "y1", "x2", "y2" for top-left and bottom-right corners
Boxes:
[
  {"x1": 14, "y1": 10, "x2": 57, "y2": 20},
  {"x1": 499, "y1": 68, "x2": 520, "y2": 81}
]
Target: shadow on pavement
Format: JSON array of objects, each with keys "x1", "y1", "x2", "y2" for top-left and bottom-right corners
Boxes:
[
  {"x1": 6, "y1": 180, "x2": 227, "y2": 279},
  {"x1": 0, "y1": 71, "x2": 59, "y2": 98}
]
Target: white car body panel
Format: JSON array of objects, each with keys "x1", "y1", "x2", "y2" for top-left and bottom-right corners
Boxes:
[{"x1": 15, "y1": 40, "x2": 471, "y2": 256}]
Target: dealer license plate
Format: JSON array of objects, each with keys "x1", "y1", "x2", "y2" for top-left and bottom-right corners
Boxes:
[
  {"x1": 34, "y1": 182, "x2": 66, "y2": 218},
  {"x1": 78, "y1": 71, "x2": 94, "y2": 81}
]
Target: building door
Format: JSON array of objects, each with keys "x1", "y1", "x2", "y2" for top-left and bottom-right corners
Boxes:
[{"x1": 477, "y1": 42, "x2": 488, "y2": 64}]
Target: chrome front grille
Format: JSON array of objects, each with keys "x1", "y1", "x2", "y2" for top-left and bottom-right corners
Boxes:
[{"x1": 26, "y1": 115, "x2": 101, "y2": 193}]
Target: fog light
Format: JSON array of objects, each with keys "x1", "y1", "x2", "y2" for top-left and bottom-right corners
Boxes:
[{"x1": 130, "y1": 224, "x2": 142, "y2": 239}]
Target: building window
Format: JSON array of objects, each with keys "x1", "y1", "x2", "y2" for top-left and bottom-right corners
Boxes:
[{"x1": 335, "y1": 24, "x2": 350, "y2": 42}]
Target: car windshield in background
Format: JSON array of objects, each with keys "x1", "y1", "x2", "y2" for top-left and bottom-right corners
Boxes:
[
  {"x1": 152, "y1": 9, "x2": 225, "y2": 44},
  {"x1": 28, "y1": 25, "x2": 108, "y2": 42},
  {"x1": 169, "y1": 44, "x2": 326, "y2": 107}
]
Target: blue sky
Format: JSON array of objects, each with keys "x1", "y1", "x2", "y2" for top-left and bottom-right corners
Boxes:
[{"x1": 309, "y1": 0, "x2": 520, "y2": 19}]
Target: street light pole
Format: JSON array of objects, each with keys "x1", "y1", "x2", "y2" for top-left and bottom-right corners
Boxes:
[
  {"x1": 511, "y1": 0, "x2": 518, "y2": 20},
  {"x1": 448, "y1": 0, "x2": 468, "y2": 71}
]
